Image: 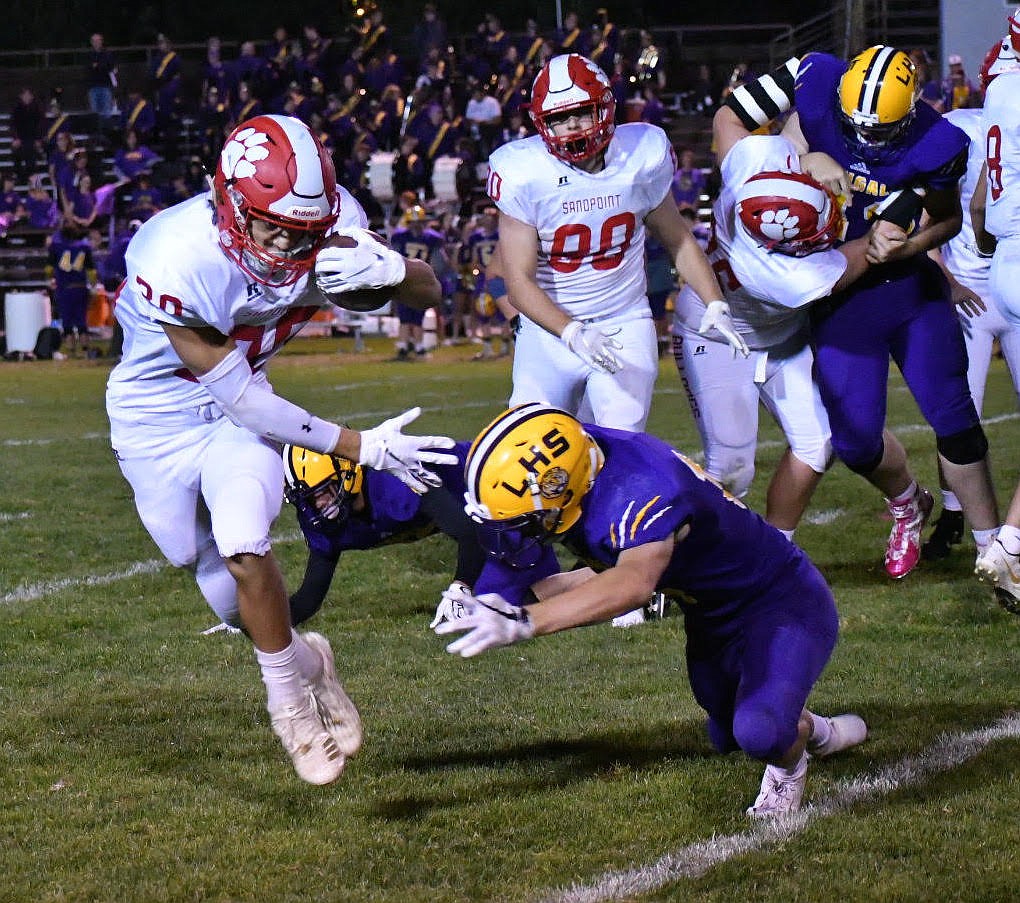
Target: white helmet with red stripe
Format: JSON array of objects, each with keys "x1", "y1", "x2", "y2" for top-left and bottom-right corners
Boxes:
[
  {"x1": 213, "y1": 114, "x2": 338, "y2": 286},
  {"x1": 528, "y1": 54, "x2": 616, "y2": 164},
  {"x1": 735, "y1": 170, "x2": 845, "y2": 257},
  {"x1": 980, "y1": 37, "x2": 1020, "y2": 91}
]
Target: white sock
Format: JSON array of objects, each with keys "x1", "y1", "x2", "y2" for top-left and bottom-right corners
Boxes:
[
  {"x1": 890, "y1": 480, "x2": 917, "y2": 506},
  {"x1": 768, "y1": 750, "x2": 808, "y2": 781},
  {"x1": 941, "y1": 490, "x2": 962, "y2": 511},
  {"x1": 255, "y1": 634, "x2": 312, "y2": 711},
  {"x1": 808, "y1": 711, "x2": 831, "y2": 748},
  {"x1": 778, "y1": 528, "x2": 795, "y2": 543},
  {"x1": 997, "y1": 524, "x2": 1020, "y2": 556},
  {"x1": 973, "y1": 527, "x2": 999, "y2": 554}
]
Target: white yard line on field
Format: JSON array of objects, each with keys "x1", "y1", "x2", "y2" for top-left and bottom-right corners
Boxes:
[
  {"x1": 537, "y1": 713, "x2": 1020, "y2": 903},
  {"x1": 0, "y1": 530, "x2": 304, "y2": 605}
]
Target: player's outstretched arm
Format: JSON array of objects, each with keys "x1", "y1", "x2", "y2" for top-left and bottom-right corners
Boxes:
[
  {"x1": 438, "y1": 537, "x2": 676, "y2": 657},
  {"x1": 392, "y1": 258, "x2": 442, "y2": 309}
]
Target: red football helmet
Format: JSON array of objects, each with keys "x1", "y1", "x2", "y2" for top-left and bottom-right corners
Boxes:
[
  {"x1": 213, "y1": 114, "x2": 338, "y2": 286},
  {"x1": 980, "y1": 38, "x2": 1020, "y2": 91},
  {"x1": 528, "y1": 54, "x2": 616, "y2": 164},
  {"x1": 735, "y1": 171, "x2": 845, "y2": 257}
]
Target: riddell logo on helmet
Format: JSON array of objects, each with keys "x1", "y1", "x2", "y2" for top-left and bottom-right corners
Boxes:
[{"x1": 286, "y1": 206, "x2": 323, "y2": 218}]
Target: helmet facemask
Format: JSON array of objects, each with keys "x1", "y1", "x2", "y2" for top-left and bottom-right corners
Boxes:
[{"x1": 533, "y1": 99, "x2": 614, "y2": 164}]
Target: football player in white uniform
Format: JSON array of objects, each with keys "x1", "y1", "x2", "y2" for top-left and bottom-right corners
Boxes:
[
  {"x1": 673, "y1": 107, "x2": 914, "y2": 541},
  {"x1": 106, "y1": 115, "x2": 457, "y2": 783},
  {"x1": 487, "y1": 53, "x2": 746, "y2": 435},
  {"x1": 924, "y1": 41, "x2": 1020, "y2": 560},
  {"x1": 973, "y1": 13, "x2": 1020, "y2": 614}
]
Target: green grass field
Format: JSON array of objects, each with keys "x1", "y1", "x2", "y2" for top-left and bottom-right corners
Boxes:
[{"x1": 2, "y1": 335, "x2": 1019, "y2": 903}]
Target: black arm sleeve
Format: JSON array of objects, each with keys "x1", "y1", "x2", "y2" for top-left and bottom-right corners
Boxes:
[
  {"x1": 722, "y1": 57, "x2": 799, "y2": 131},
  {"x1": 289, "y1": 548, "x2": 341, "y2": 626},
  {"x1": 874, "y1": 188, "x2": 925, "y2": 230},
  {"x1": 417, "y1": 486, "x2": 489, "y2": 587}
]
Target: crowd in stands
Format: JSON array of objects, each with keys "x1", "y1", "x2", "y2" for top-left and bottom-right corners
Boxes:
[{"x1": 0, "y1": 2, "x2": 962, "y2": 355}]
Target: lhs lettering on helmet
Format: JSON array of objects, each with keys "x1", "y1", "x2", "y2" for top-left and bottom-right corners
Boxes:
[{"x1": 499, "y1": 428, "x2": 571, "y2": 496}]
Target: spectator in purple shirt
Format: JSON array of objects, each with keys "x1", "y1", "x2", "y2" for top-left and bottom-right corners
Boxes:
[{"x1": 670, "y1": 147, "x2": 706, "y2": 209}]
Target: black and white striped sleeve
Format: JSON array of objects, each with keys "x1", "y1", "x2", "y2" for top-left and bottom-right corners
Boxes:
[{"x1": 722, "y1": 57, "x2": 799, "y2": 130}]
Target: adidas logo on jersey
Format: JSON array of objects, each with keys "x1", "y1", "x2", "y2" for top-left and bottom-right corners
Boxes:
[{"x1": 849, "y1": 161, "x2": 870, "y2": 175}]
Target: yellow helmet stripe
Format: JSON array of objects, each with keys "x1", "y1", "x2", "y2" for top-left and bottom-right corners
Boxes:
[{"x1": 857, "y1": 45, "x2": 897, "y2": 120}]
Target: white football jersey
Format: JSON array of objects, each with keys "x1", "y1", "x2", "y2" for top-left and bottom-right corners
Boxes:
[
  {"x1": 487, "y1": 123, "x2": 675, "y2": 320},
  {"x1": 107, "y1": 188, "x2": 366, "y2": 414},
  {"x1": 673, "y1": 135, "x2": 848, "y2": 349},
  {"x1": 942, "y1": 108, "x2": 991, "y2": 283},
  {"x1": 983, "y1": 71, "x2": 1020, "y2": 239}
]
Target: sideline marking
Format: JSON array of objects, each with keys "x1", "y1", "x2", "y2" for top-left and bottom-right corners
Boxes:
[{"x1": 538, "y1": 713, "x2": 1020, "y2": 903}]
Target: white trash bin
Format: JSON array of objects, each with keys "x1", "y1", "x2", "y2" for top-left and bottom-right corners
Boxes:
[{"x1": 4, "y1": 291, "x2": 51, "y2": 353}]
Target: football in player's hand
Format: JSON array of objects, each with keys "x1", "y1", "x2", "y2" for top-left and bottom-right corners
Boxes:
[{"x1": 317, "y1": 232, "x2": 393, "y2": 312}]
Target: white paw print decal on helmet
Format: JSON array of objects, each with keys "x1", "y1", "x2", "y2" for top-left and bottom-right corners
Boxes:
[
  {"x1": 220, "y1": 127, "x2": 270, "y2": 179},
  {"x1": 758, "y1": 208, "x2": 801, "y2": 242}
]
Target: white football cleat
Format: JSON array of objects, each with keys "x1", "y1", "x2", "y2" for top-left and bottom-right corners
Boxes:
[
  {"x1": 302, "y1": 632, "x2": 363, "y2": 757},
  {"x1": 270, "y1": 691, "x2": 346, "y2": 785},
  {"x1": 611, "y1": 608, "x2": 647, "y2": 628},
  {"x1": 807, "y1": 713, "x2": 868, "y2": 758},
  {"x1": 746, "y1": 764, "x2": 806, "y2": 818},
  {"x1": 975, "y1": 540, "x2": 1020, "y2": 615}
]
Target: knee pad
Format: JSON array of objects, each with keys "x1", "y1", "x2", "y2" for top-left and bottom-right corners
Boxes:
[
  {"x1": 936, "y1": 424, "x2": 988, "y2": 465},
  {"x1": 732, "y1": 706, "x2": 795, "y2": 763},
  {"x1": 706, "y1": 452, "x2": 755, "y2": 499},
  {"x1": 842, "y1": 443, "x2": 884, "y2": 476}
]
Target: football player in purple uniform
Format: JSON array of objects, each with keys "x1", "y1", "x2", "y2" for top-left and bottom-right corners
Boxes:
[
  {"x1": 436, "y1": 404, "x2": 868, "y2": 817},
  {"x1": 389, "y1": 205, "x2": 448, "y2": 360},
  {"x1": 282, "y1": 442, "x2": 487, "y2": 628},
  {"x1": 716, "y1": 46, "x2": 1001, "y2": 580}
]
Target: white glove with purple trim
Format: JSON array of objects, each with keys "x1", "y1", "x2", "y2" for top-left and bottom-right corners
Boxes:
[
  {"x1": 434, "y1": 592, "x2": 534, "y2": 657},
  {"x1": 358, "y1": 406, "x2": 457, "y2": 494}
]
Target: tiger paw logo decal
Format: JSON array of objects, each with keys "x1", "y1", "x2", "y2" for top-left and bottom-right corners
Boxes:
[
  {"x1": 220, "y1": 127, "x2": 269, "y2": 179},
  {"x1": 539, "y1": 467, "x2": 569, "y2": 499},
  {"x1": 758, "y1": 208, "x2": 801, "y2": 243}
]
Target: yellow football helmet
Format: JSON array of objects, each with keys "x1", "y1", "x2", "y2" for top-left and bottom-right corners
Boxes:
[
  {"x1": 465, "y1": 403, "x2": 604, "y2": 563},
  {"x1": 400, "y1": 204, "x2": 429, "y2": 228},
  {"x1": 283, "y1": 444, "x2": 364, "y2": 528},
  {"x1": 838, "y1": 45, "x2": 919, "y2": 152}
]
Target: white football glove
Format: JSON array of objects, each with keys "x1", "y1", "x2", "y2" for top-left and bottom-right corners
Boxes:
[
  {"x1": 315, "y1": 227, "x2": 407, "y2": 293},
  {"x1": 559, "y1": 319, "x2": 623, "y2": 374},
  {"x1": 429, "y1": 580, "x2": 472, "y2": 630},
  {"x1": 698, "y1": 300, "x2": 750, "y2": 358},
  {"x1": 358, "y1": 406, "x2": 457, "y2": 494},
  {"x1": 434, "y1": 592, "x2": 535, "y2": 657}
]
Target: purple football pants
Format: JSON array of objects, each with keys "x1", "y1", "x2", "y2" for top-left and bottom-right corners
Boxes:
[
  {"x1": 810, "y1": 260, "x2": 978, "y2": 471},
  {"x1": 685, "y1": 558, "x2": 838, "y2": 763}
]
